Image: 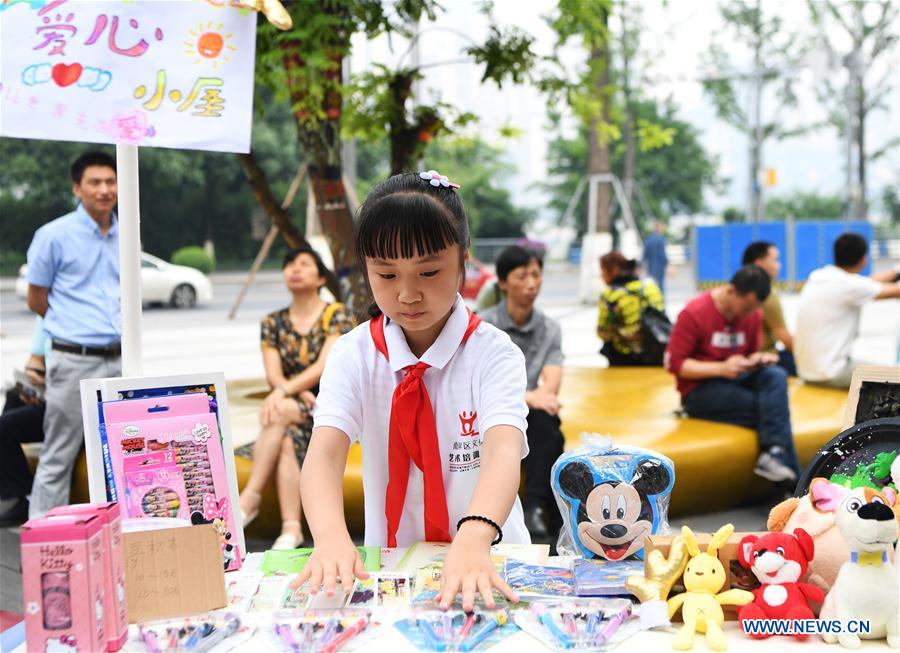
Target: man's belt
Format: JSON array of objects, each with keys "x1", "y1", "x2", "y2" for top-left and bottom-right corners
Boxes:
[{"x1": 52, "y1": 341, "x2": 122, "y2": 358}]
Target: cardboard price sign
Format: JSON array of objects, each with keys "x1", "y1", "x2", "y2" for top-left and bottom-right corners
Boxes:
[{"x1": 123, "y1": 524, "x2": 226, "y2": 622}]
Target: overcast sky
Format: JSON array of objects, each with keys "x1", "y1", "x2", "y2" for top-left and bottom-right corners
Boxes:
[{"x1": 352, "y1": 0, "x2": 899, "y2": 220}]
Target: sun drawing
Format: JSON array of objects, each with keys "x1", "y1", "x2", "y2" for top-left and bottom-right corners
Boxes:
[{"x1": 184, "y1": 22, "x2": 236, "y2": 68}]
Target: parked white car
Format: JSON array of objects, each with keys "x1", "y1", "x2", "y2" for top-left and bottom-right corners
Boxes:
[{"x1": 16, "y1": 252, "x2": 213, "y2": 308}]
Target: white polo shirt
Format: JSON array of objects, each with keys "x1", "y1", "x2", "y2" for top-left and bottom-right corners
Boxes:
[
  {"x1": 795, "y1": 265, "x2": 882, "y2": 381},
  {"x1": 313, "y1": 295, "x2": 531, "y2": 547}
]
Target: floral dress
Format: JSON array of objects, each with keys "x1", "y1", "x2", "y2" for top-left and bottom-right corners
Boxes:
[{"x1": 236, "y1": 303, "x2": 353, "y2": 464}]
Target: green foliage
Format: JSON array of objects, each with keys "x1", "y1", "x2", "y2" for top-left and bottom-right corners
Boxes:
[
  {"x1": 254, "y1": 1, "x2": 439, "y2": 134},
  {"x1": 544, "y1": 99, "x2": 719, "y2": 236},
  {"x1": 882, "y1": 185, "x2": 900, "y2": 225},
  {"x1": 355, "y1": 134, "x2": 534, "y2": 238},
  {"x1": 702, "y1": 0, "x2": 806, "y2": 139},
  {"x1": 0, "y1": 92, "x2": 304, "y2": 267},
  {"x1": 765, "y1": 192, "x2": 843, "y2": 219},
  {"x1": 722, "y1": 207, "x2": 745, "y2": 223},
  {"x1": 171, "y1": 246, "x2": 216, "y2": 273},
  {"x1": 465, "y1": 25, "x2": 538, "y2": 86},
  {"x1": 0, "y1": 250, "x2": 26, "y2": 277}
]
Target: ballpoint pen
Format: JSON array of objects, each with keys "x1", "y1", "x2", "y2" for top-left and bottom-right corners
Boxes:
[
  {"x1": 140, "y1": 626, "x2": 161, "y2": 653},
  {"x1": 417, "y1": 615, "x2": 447, "y2": 652},
  {"x1": 596, "y1": 604, "x2": 631, "y2": 646},
  {"x1": 458, "y1": 612, "x2": 477, "y2": 640},
  {"x1": 322, "y1": 617, "x2": 368, "y2": 653},
  {"x1": 184, "y1": 623, "x2": 214, "y2": 650},
  {"x1": 193, "y1": 614, "x2": 240, "y2": 653},
  {"x1": 274, "y1": 623, "x2": 299, "y2": 653},
  {"x1": 532, "y1": 605, "x2": 572, "y2": 650},
  {"x1": 459, "y1": 611, "x2": 507, "y2": 652}
]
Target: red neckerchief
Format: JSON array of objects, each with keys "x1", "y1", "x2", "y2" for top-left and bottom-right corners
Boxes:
[{"x1": 369, "y1": 308, "x2": 481, "y2": 547}]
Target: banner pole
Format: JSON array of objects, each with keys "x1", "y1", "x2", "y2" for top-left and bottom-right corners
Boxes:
[{"x1": 116, "y1": 144, "x2": 144, "y2": 377}]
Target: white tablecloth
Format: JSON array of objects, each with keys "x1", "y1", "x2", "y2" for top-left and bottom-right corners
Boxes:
[{"x1": 13, "y1": 552, "x2": 890, "y2": 652}]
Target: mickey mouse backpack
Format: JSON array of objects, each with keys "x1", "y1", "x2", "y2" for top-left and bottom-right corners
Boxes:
[{"x1": 551, "y1": 434, "x2": 675, "y2": 560}]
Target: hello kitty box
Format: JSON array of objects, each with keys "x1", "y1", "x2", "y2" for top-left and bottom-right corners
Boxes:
[
  {"x1": 20, "y1": 514, "x2": 107, "y2": 653},
  {"x1": 48, "y1": 503, "x2": 127, "y2": 651}
]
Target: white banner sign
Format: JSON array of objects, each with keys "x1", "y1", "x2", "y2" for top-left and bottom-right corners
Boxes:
[{"x1": 0, "y1": 0, "x2": 257, "y2": 153}]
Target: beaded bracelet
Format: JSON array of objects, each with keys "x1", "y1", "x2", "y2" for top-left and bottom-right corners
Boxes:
[{"x1": 456, "y1": 515, "x2": 502, "y2": 545}]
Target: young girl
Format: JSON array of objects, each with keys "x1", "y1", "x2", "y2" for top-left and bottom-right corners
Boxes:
[
  {"x1": 237, "y1": 245, "x2": 352, "y2": 549},
  {"x1": 293, "y1": 171, "x2": 530, "y2": 611}
]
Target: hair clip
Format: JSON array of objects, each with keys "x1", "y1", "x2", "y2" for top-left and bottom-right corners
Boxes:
[{"x1": 419, "y1": 170, "x2": 460, "y2": 189}]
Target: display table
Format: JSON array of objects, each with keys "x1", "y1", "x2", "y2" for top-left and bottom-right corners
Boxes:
[{"x1": 12, "y1": 551, "x2": 890, "y2": 652}]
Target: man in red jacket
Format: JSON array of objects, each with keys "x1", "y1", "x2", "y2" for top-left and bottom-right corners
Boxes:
[{"x1": 665, "y1": 265, "x2": 799, "y2": 485}]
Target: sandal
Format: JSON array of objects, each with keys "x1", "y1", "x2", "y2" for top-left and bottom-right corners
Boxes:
[
  {"x1": 239, "y1": 489, "x2": 261, "y2": 526},
  {"x1": 271, "y1": 521, "x2": 304, "y2": 550}
]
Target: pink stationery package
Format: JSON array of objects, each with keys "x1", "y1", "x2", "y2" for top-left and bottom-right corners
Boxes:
[
  {"x1": 21, "y1": 514, "x2": 108, "y2": 653},
  {"x1": 102, "y1": 393, "x2": 241, "y2": 571},
  {"x1": 47, "y1": 503, "x2": 128, "y2": 651}
]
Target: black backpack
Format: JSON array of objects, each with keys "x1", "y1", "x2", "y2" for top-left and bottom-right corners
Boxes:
[{"x1": 612, "y1": 284, "x2": 672, "y2": 365}]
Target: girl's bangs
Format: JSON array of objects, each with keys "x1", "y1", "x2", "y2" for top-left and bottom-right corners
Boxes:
[{"x1": 357, "y1": 192, "x2": 462, "y2": 260}]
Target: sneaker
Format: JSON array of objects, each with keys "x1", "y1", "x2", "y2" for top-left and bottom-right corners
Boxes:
[{"x1": 754, "y1": 447, "x2": 798, "y2": 483}]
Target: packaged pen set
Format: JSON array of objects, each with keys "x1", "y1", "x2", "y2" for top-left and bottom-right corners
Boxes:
[
  {"x1": 397, "y1": 607, "x2": 514, "y2": 652},
  {"x1": 99, "y1": 393, "x2": 242, "y2": 571},
  {"x1": 513, "y1": 600, "x2": 639, "y2": 651},
  {"x1": 137, "y1": 612, "x2": 246, "y2": 653},
  {"x1": 268, "y1": 609, "x2": 374, "y2": 653}
]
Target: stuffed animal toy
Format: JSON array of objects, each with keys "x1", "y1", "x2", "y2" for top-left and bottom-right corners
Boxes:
[
  {"x1": 767, "y1": 477, "x2": 860, "y2": 592},
  {"x1": 814, "y1": 483, "x2": 899, "y2": 648},
  {"x1": 626, "y1": 535, "x2": 689, "y2": 629},
  {"x1": 736, "y1": 529, "x2": 824, "y2": 639},
  {"x1": 666, "y1": 524, "x2": 754, "y2": 651},
  {"x1": 552, "y1": 442, "x2": 674, "y2": 561}
]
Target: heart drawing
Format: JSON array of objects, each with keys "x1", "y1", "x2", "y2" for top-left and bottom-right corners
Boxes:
[{"x1": 51, "y1": 62, "x2": 83, "y2": 87}]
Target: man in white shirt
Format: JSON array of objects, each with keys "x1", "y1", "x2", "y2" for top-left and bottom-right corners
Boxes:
[{"x1": 795, "y1": 233, "x2": 900, "y2": 387}]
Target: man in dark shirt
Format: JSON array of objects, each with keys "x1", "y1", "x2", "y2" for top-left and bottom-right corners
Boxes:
[
  {"x1": 665, "y1": 265, "x2": 799, "y2": 485},
  {"x1": 480, "y1": 246, "x2": 564, "y2": 540}
]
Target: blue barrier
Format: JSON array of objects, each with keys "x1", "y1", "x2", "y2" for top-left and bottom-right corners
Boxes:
[{"x1": 694, "y1": 221, "x2": 873, "y2": 283}]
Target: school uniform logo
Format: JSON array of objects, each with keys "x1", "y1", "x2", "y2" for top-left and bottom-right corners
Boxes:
[
  {"x1": 459, "y1": 411, "x2": 479, "y2": 436},
  {"x1": 450, "y1": 409, "x2": 482, "y2": 472}
]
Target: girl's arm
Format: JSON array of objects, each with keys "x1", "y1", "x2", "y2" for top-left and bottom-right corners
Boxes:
[
  {"x1": 437, "y1": 424, "x2": 522, "y2": 611},
  {"x1": 291, "y1": 427, "x2": 368, "y2": 594}
]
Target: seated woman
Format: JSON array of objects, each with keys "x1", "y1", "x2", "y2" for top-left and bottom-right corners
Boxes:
[
  {"x1": 237, "y1": 245, "x2": 353, "y2": 549},
  {"x1": 597, "y1": 250, "x2": 665, "y2": 366}
]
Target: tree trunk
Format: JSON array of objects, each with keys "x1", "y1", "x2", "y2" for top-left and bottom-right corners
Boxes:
[
  {"x1": 282, "y1": 44, "x2": 370, "y2": 316},
  {"x1": 747, "y1": 0, "x2": 764, "y2": 222},
  {"x1": 235, "y1": 151, "x2": 342, "y2": 299},
  {"x1": 855, "y1": 80, "x2": 867, "y2": 218},
  {"x1": 588, "y1": 33, "x2": 612, "y2": 233},
  {"x1": 202, "y1": 155, "x2": 216, "y2": 260},
  {"x1": 620, "y1": 7, "x2": 635, "y2": 210}
]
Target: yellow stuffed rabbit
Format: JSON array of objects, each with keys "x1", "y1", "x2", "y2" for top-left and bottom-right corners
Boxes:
[{"x1": 667, "y1": 524, "x2": 754, "y2": 651}]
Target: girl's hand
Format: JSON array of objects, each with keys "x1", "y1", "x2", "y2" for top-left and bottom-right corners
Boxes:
[
  {"x1": 436, "y1": 523, "x2": 518, "y2": 612},
  {"x1": 290, "y1": 534, "x2": 368, "y2": 596}
]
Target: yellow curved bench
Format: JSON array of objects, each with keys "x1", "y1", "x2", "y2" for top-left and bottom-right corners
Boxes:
[
  {"x1": 558, "y1": 367, "x2": 848, "y2": 516},
  {"x1": 53, "y1": 368, "x2": 846, "y2": 539}
]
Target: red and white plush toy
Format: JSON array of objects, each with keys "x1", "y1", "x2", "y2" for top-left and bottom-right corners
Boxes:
[{"x1": 737, "y1": 528, "x2": 825, "y2": 639}]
